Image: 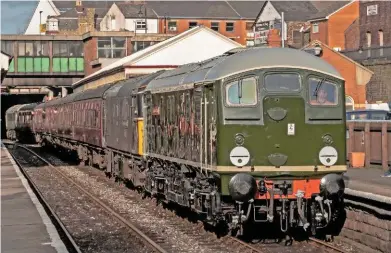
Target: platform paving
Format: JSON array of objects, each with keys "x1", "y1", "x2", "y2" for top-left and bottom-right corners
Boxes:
[
  {"x1": 1, "y1": 147, "x2": 68, "y2": 253},
  {"x1": 344, "y1": 166, "x2": 391, "y2": 198}
]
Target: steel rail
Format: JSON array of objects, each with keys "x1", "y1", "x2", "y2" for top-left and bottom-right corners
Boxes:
[
  {"x1": 227, "y1": 236, "x2": 265, "y2": 253},
  {"x1": 5, "y1": 143, "x2": 82, "y2": 253},
  {"x1": 309, "y1": 237, "x2": 349, "y2": 253},
  {"x1": 13, "y1": 143, "x2": 168, "y2": 253}
]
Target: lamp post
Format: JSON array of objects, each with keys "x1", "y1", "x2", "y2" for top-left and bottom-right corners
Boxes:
[{"x1": 39, "y1": 11, "x2": 43, "y2": 34}]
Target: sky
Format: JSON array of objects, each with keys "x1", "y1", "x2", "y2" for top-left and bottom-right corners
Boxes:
[{"x1": 1, "y1": 0, "x2": 38, "y2": 34}]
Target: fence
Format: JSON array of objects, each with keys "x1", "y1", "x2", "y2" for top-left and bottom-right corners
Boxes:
[{"x1": 346, "y1": 120, "x2": 390, "y2": 170}]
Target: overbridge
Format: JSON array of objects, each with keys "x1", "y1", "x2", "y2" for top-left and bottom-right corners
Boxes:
[{"x1": 1, "y1": 34, "x2": 85, "y2": 97}]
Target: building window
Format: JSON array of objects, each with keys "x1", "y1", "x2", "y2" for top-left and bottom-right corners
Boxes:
[
  {"x1": 346, "y1": 96, "x2": 354, "y2": 111},
  {"x1": 131, "y1": 41, "x2": 159, "y2": 53},
  {"x1": 226, "y1": 22, "x2": 234, "y2": 32},
  {"x1": 378, "y1": 30, "x2": 383, "y2": 46},
  {"x1": 1, "y1": 41, "x2": 14, "y2": 55},
  {"x1": 18, "y1": 41, "x2": 49, "y2": 56},
  {"x1": 210, "y1": 22, "x2": 219, "y2": 31},
  {"x1": 52, "y1": 41, "x2": 84, "y2": 73},
  {"x1": 136, "y1": 20, "x2": 146, "y2": 30},
  {"x1": 366, "y1": 32, "x2": 371, "y2": 47},
  {"x1": 53, "y1": 41, "x2": 83, "y2": 57},
  {"x1": 367, "y1": 5, "x2": 378, "y2": 16},
  {"x1": 111, "y1": 16, "x2": 116, "y2": 30},
  {"x1": 168, "y1": 21, "x2": 177, "y2": 31},
  {"x1": 97, "y1": 37, "x2": 126, "y2": 58},
  {"x1": 312, "y1": 23, "x2": 319, "y2": 33},
  {"x1": 189, "y1": 22, "x2": 198, "y2": 29},
  {"x1": 333, "y1": 47, "x2": 342, "y2": 52}
]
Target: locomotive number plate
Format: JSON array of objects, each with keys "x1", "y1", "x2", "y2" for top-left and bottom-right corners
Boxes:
[{"x1": 287, "y1": 123, "x2": 295, "y2": 136}]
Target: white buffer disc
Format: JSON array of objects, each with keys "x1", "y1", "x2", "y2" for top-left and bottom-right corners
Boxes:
[
  {"x1": 230, "y1": 146, "x2": 250, "y2": 167},
  {"x1": 319, "y1": 146, "x2": 338, "y2": 166}
]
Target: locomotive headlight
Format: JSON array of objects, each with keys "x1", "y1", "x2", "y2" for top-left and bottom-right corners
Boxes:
[
  {"x1": 320, "y1": 173, "x2": 345, "y2": 198},
  {"x1": 319, "y1": 146, "x2": 338, "y2": 166},
  {"x1": 228, "y1": 173, "x2": 257, "y2": 202}
]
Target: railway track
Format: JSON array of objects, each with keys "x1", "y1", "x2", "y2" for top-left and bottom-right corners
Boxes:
[
  {"x1": 4, "y1": 142, "x2": 82, "y2": 253},
  {"x1": 6, "y1": 142, "x2": 353, "y2": 253},
  {"x1": 6, "y1": 143, "x2": 167, "y2": 253}
]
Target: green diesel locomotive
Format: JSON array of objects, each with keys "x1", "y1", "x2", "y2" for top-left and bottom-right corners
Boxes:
[{"x1": 143, "y1": 47, "x2": 346, "y2": 237}]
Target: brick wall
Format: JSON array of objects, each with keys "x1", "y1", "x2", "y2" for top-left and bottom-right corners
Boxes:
[
  {"x1": 310, "y1": 20, "x2": 328, "y2": 45},
  {"x1": 83, "y1": 37, "x2": 99, "y2": 76},
  {"x1": 157, "y1": 19, "x2": 252, "y2": 45},
  {"x1": 327, "y1": 1, "x2": 359, "y2": 50},
  {"x1": 287, "y1": 21, "x2": 311, "y2": 48},
  {"x1": 359, "y1": 1, "x2": 391, "y2": 47},
  {"x1": 363, "y1": 59, "x2": 391, "y2": 103},
  {"x1": 345, "y1": 19, "x2": 359, "y2": 50},
  {"x1": 318, "y1": 43, "x2": 366, "y2": 107}
]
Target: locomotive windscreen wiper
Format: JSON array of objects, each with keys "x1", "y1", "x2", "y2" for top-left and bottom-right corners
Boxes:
[{"x1": 313, "y1": 78, "x2": 326, "y2": 97}]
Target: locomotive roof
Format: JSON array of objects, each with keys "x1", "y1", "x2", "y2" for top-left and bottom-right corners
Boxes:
[
  {"x1": 19, "y1": 103, "x2": 39, "y2": 111},
  {"x1": 5, "y1": 104, "x2": 25, "y2": 114},
  {"x1": 145, "y1": 47, "x2": 344, "y2": 92}
]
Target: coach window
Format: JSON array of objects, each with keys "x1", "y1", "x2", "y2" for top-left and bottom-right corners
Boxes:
[
  {"x1": 309, "y1": 77, "x2": 338, "y2": 106},
  {"x1": 264, "y1": 73, "x2": 301, "y2": 92},
  {"x1": 226, "y1": 77, "x2": 257, "y2": 106}
]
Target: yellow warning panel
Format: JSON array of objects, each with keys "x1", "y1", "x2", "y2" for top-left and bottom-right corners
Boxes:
[{"x1": 137, "y1": 119, "x2": 144, "y2": 155}]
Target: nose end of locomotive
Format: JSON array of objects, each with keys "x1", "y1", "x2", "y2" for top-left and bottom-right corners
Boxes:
[
  {"x1": 320, "y1": 173, "x2": 345, "y2": 198},
  {"x1": 228, "y1": 173, "x2": 257, "y2": 202}
]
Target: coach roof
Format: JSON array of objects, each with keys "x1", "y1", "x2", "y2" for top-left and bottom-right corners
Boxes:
[
  {"x1": 19, "y1": 103, "x2": 39, "y2": 111},
  {"x1": 145, "y1": 47, "x2": 344, "y2": 92}
]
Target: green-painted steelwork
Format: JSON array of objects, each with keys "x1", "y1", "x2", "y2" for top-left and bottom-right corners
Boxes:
[
  {"x1": 52, "y1": 57, "x2": 84, "y2": 72},
  {"x1": 16, "y1": 57, "x2": 50, "y2": 72},
  {"x1": 8, "y1": 59, "x2": 14, "y2": 72}
]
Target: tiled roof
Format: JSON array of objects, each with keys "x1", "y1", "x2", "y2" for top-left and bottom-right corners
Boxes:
[
  {"x1": 52, "y1": 1, "x2": 263, "y2": 20},
  {"x1": 308, "y1": 1, "x2": 352, "y2": 20},
  {"x1": 146, "y1": 1, "x2": 241, "y2": 19},
  {"x1": 116, "y1": 3, "x2": 158, "y2": 19},
  {"x1": 58, "y1": 19, "x2": 78, "y2": 30},
  {"x1": 226, "y1": 1, "x2": 266, "y2": 19},
  {"x1": 270, "y1": 1, "x2": 319, "y2": 21}
]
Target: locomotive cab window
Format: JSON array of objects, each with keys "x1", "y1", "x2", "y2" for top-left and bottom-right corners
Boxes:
[
  {"x1": 226, "y1": 77, "x2": 257, "y2": 106},
  {"x1": 309, "y1": 77, "x2": 338, "y2": 106},
  {"x1": 264, "y1": 73, "x2": 301, "y2": 92}
]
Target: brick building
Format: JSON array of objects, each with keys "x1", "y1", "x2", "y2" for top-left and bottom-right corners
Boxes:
[
  {"x1": 307, "y1": 0, "x2": 358, "y2": 51},
  {"x1": 35, "y1": 0, "x2": 264, "y2": 46},
  {"x1": 252, "y1": 1, "x2": 355, "y2": 49},
  {"x1": 342, "y1": 1, "x2": 391, "y2": 103}
]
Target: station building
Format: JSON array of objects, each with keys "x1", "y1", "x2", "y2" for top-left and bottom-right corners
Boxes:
[{"x1": 72, "y1": 26, "x2": 243, "y2": 92}]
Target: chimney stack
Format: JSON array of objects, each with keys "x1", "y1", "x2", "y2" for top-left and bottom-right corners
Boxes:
[{"x1": 267, "y1": 29, "x2": 282, "y2": 48}]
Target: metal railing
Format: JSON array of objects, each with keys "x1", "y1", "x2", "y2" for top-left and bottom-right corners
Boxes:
[{"x1": 342, "y1": 45, "x2": 391, "y2": 62}]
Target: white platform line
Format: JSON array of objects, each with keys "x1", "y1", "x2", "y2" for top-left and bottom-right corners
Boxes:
[{"x1": 2, "y1": 147, "x2": 69, "y2": 253}]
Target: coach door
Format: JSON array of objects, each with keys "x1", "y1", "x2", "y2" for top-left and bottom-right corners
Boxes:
[{"x1": 201, "y1": 84, "x2": 217, "y2": 170}]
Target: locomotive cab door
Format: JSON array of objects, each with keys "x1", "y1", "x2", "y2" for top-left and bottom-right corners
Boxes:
[{"x1": 201, "y1": 83, "x2": 217, "y2": 170}]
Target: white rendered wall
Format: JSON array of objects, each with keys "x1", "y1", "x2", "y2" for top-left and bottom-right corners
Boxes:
[{"x1": 25, "y1": 0, "x2": 60, "y2": 35}]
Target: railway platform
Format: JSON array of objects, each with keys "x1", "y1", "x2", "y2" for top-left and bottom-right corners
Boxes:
[
  {"x1": 345, "y1": 166, "x2": 391, "y2": 198},
  {"x1": 1, "y1": 146, "x2": 68, "y2": 253}
]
